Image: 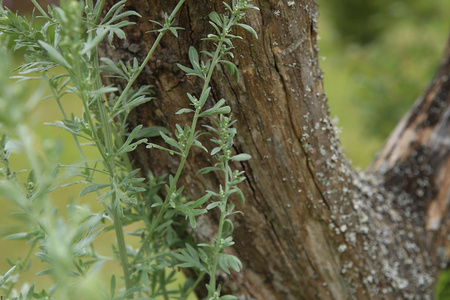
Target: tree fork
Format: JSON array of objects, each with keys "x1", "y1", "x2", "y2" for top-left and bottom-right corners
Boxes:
[{"x1": 100, "y1": 1, "x2": 450, "y2": 298}]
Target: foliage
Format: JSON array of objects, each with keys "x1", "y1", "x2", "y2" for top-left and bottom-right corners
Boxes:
[
  {"x1": 436, "y1": 268, "x2": 450, "y2": 300},
  {"x1": 0, "y1": 0, "x2": 256, "y2": 299},
  {"x1": 318, "y1": 0, "x2": 450, "y2": 167}
]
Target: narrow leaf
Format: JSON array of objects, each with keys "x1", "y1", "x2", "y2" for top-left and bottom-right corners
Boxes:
[
  {"x1": 209, "y1": 12, "x2": 222, "y2": 26},
  {"x1": 79, "y1": 183, "x2": 111, "y2": 196},
  {"x1": 110, "y1": 275, "x2": 116, "y2": 298},
  {"x1": 0, "y1": 265, "x2": 16, "y2": 287},
  {"x1": 160, "y1": 132, "x2": 182, "y2": 151},
  {"x1": 236, "y1": 188, "x2": 245, "y2": 206},
  {"x1": 176, "y1": 108, "x2": 194, "y2": 115},
  {"x1": 188, "y1": 46, "x2": 200, "y2": 70},
  {"x1": 81, "y1": 27, "x2": 109, "y2": 55},
  {"x1": 188, "y1": 193, "x2": 212, "y2": 208},
  {"x1": 230, "y1": 153, "x2": 251, "y2": 161},
  {"x1": 199, "y1": 87, "x2": 211, "y2": 107},
  {"x1": 38, "y1": 41, "x2": 71, "y2": 69},
  {"x1": 4, "y1": 232, "x2": 28, "y2": 240},
  {"x1": 197, "y1": 166, "x2": 221, "y2": 175},
  {"x1": 236, "y1": 23, "x2": 258, "y2": 39}
]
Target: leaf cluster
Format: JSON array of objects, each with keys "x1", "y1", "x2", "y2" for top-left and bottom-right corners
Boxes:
[{"x1": 0, "y1": 0, "x2": 257, "y2": 299}]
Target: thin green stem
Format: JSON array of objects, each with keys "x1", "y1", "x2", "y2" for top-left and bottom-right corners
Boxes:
[
  {"x1": 208, "y1": 160, "x2": 230, "y2": 297},
  {"x1": 90, "y1": 49, "x2": 115, "y2": 158},
  {"x1": 112, "y1": 201, "x2": 133, "y2": 294},
  {"x1": 112, "y1": 0, "x2": 186, "y2": 113},
  {"x1": 70, "y1": 43, "x2": 133, "y2": 296},
  {"x1": 208, "y1": 213, "x2": 225, "y2": 297},
  {"x1": 133, "y1": 39, "x2": 225, "y2": 264},
  {"x1": 93, "y1": 0, "x2": 105, "y2": 24},
  {"x1": 44, "y1": 73, "x2": 88, "y2": 166},
  {"x1": 134, "y1": 3, "x2": 240, "y2": 268},
  {"x1": 30, "y1": 0, "x2": 50, "y2": 18}
]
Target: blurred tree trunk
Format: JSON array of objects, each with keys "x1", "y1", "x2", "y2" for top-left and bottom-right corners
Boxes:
[
  {"x1": 101, "y1": 0, "x2": 450, "y2": 299},
  {"x1": 3, "y1": 0, "x2": 58, "y2": 12}
]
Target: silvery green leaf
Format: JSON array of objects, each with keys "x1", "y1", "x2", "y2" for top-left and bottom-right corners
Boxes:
[
  {"x1": 193, "y1": 140, "x2": 208, "y2": 153},
  {"x1": 45, "y1": 121, "x2": 93, "y2": 141},
  {"x1": 235, "y1": 188, "x2": 245, "y2": 206},
  {"x1": 236, "y1": 23, "x2": 258, "y2": 39},
  {"x1": 197, "y1": 166, "x2": 221, "y2": 175},
  {"x1": 188, "y1": 46, "x2": 200, "y2": 70},
  {"x1": 81, "y1": 27, "x2": 109, "y2": 55},
  {"x1": 80, "y1": 183, "x2": 111, "y2": 196},
  {"x1": 199, "y1": 87, "x2": 211, "y2": 107},
  {"x1": 176, "y1": 108, "x2": 195, "y2": 115},
  {"x1": 114, "y1": 138, "x2": 147, "y2": 157},
  {"x1": 188, "y1": 193, "x2": 212, "y2": 208},
  {"x1": 177, "y1": 63, "x2": 205, "y2": 78},
  {"x1": 217, "y1": 253, "x2": 242, "y2": 274},
  {"x1": 209, "y1": 12, "x2": 222, "y2": 26},
  {"x1": 199, "y1": 99, "x2": 227, "y2": 117},
  {"x1": 206, "y1": 202, "x2": 220, "y2": 210},
  {"x1": 88, "y1": 85, "x2": 118, "y2": 98},
  {"x1": 4, "y1": 232, "x2": 28, "y2": 240},
  {"x1": 215, "y1": 106, "x2": 231, "y2": 115},
  {"x1": 211, "y1": 147, "x2": 221, "y2": 156},
  {"x1": 160, "y1": 131, "x2": 182, "y2": 151},
  {"x1": 0, "y1": 265, "x2": 16, "y2": 288},
  {"x1": 110, "y1": 275, "x2": 116, "y2": 298},
  {"x1": 220, "y1": 296, "x2": 238, "y2": 300},
  {"x1": 38, "y1": 41, "x2": 71, "y2": 70},
  {"x1": 36, "y1": 269, "x2": 53, "y2": 276},
  {"x1": 220, "y1": 60, "x2": 239, "y2": 81},
  {"x1": 209, "y1": 21, "x2": 221, "y2": 35},
  {"x1": 230, "y1": 153, "x2": 251, "y2": 161},
  {"x1": 114, "y1": 125, "x2": 147, "y2": 157}
]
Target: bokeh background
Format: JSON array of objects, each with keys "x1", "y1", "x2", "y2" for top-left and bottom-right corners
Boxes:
[
  {"x1": 1, "y1": 0, "x2": 449, "y2": 297},
  {"x1": 318, "y1": 0, "x2": 450, "y2": 167}
]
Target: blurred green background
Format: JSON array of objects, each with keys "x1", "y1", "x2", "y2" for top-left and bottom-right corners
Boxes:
[
  {"x1": 1, "y1": 0, "x2": 450, "y2": 297},
  {"x1": 318, "y1": 0, "x2": 450, "y2": 167}
]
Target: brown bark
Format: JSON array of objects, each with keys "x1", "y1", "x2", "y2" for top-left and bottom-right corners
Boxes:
[
  {"x1": 100, "y1": 0, "x2": 450, "y2": 299},
  {"x1": 3, "y1": 0, "x2": 59, "y2": 12}
]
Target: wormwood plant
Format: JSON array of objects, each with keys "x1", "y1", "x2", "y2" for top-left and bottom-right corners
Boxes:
[{"x1": 0, "y1": 0, "x2": 257, "y2": 299}]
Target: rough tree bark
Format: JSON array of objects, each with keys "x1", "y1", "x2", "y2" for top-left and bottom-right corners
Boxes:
[{"x1": 100, "y1": 0, "x2": 450, "y2": 299}]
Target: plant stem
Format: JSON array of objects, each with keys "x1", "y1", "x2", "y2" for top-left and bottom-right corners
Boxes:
[
  {"x1": 44, "y1": 73, "x2": 88, "y2": 166},
  {"x1": 207, "y1": 213, "x2": 225, "y2": 297},
  {"x1": 208, "y1": 159, "x2": 230, "y2": 297},
  {"x1": 73, "y1": 1, "x2": 187, "y2": 294},
  {"x1": 111, "y1": 0, "x2": 186, "y2": 113},
  {"x1": 30, "y1": 0, "x2": 50, "y2": 18},
  {"x1": 112, "y1": 200, "x2": 133, "y2": 294},
  {"x1": 133, "y1": 38, "x2": 225, "y2": 263},
  {"x1": 70, "y1": 42, "x2": 133, "y2": 295}
]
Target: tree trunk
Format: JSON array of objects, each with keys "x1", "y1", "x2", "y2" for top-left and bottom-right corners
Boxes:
[{"x1": 100, "y1": 0, "x2": 450, "y2": 299}]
